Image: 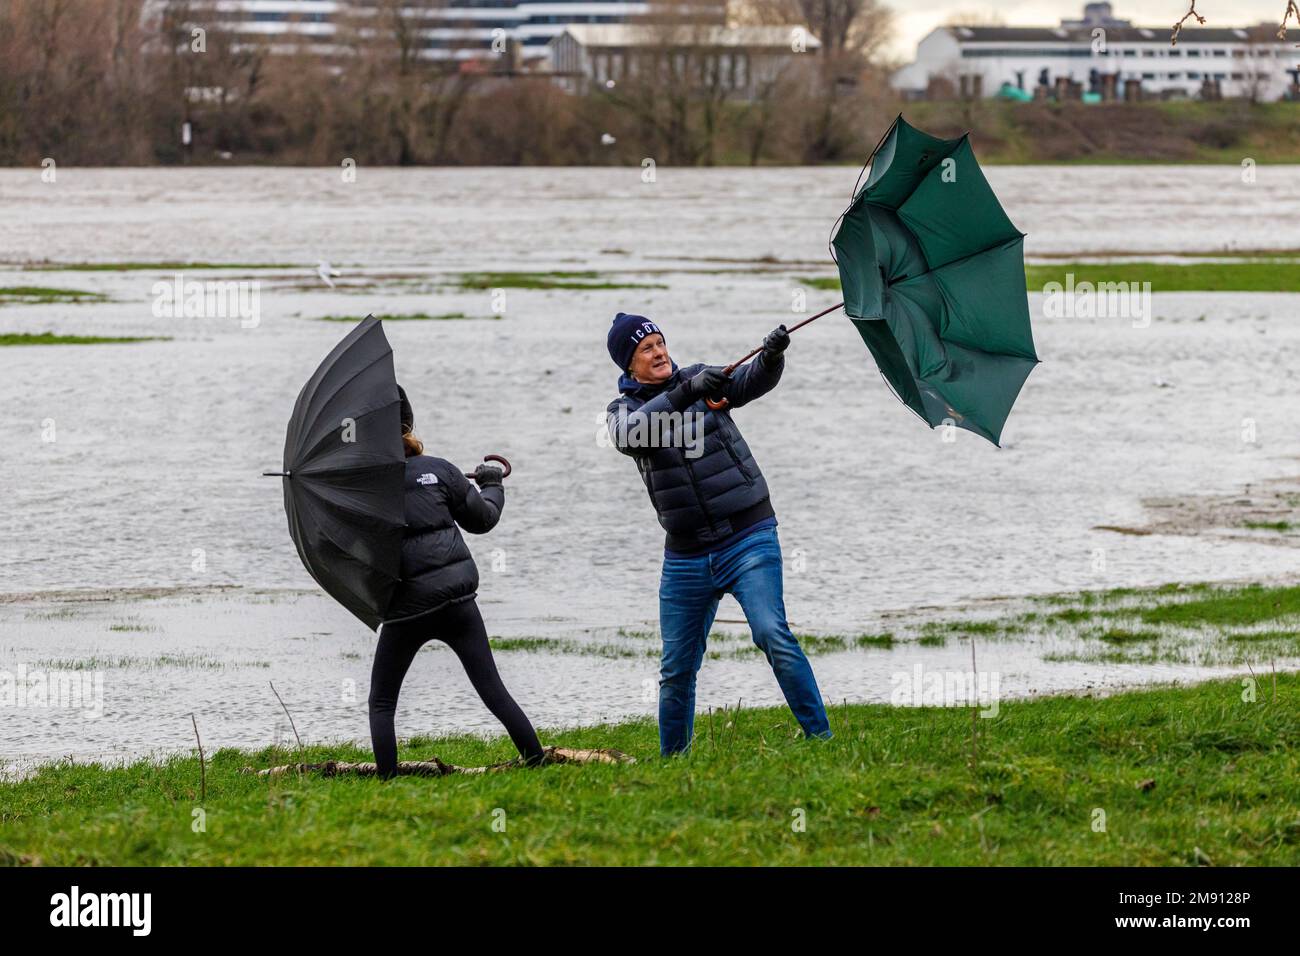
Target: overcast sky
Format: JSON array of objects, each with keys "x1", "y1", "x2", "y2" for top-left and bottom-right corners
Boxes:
[{"x1": 886, "y1": 2, "x2": 1297, "y2": 60}]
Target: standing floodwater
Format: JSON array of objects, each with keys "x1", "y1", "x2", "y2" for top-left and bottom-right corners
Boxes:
[{"x1": 2, "y1": 166, "x2": 1299, "y2": 767}]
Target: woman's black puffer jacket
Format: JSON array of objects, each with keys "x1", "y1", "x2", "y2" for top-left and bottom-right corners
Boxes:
[{"x1": 382, "y1": 454, "x2": 503, "y2": 624}]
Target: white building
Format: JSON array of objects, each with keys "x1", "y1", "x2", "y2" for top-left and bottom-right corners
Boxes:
[
  {"x1": 892, "y1": 3, "x2": 1300, "y2": 101},
  {"x1": 549, "y1": 24, "x2": 819, "y2": 97},
  {"x1": 149, "y1": 0, "x2": 678, "y2": 64}
]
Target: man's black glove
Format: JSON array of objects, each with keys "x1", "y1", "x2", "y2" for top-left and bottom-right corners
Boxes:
[
  {"x1": 683, "y1": 365, "x2": 729, "y2": 400},
  {"x1": 472, "y1": 464, "x2": 504, "y2": 487},
  {"x1": 761, "y1": 324, "x2": 790, "y2": 366}
]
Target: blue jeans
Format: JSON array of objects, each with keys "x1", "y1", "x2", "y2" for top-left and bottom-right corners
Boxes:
[{"x1": 657, "y1": 527, "x2": 832, "y2": 755}]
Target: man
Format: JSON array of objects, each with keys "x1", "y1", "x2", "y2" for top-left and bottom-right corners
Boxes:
[{"x1": 604, "y1": 311, "x2": 832, "y2": 755}]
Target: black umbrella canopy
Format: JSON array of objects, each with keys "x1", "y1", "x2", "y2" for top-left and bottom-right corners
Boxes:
[{"x1": 273, "y1": 315, "x2": 406, "y2": 631}]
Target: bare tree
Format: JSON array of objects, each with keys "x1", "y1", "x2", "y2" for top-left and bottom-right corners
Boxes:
[
  {"x1": 942, "y1": 10, "x2": 1007, "y2": 29},
  {"x1": 590, "y1": 13, "x2": 740, "y2": 166},
  {"x1": 332, "y1": 0, "x2": 476, "y2": 164},
  {"x1": 740, "y1": 0, "x2": 893, "y2": 59},
  {"x1": 734, "y1": 0, "x2": 892, "y2": 162}
]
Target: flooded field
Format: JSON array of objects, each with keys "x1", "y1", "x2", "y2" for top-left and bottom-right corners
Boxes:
[{"x1": 2, "y1": 165, "x2": 1299, "y2": 767}]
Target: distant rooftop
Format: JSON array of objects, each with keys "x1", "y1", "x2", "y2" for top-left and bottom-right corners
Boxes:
[
  {"x1": 944, "y1": 23, "x2": 1283, "y2": 45},
  {"x1": 558, "y1": 24, "x2": 821, "y2": 50},
  {"x1": 940, "y1": 4, "x2": 1285, "y2": 45},
  {"x1": 1060, "y1": 1, "x2": 1131, "y2": 29}
]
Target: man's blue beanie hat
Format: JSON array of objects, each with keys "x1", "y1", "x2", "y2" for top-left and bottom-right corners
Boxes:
[{"x1": 607, "y1": 312, "x2": 664, "y2": 372}]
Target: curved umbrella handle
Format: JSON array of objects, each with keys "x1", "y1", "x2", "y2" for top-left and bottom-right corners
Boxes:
[
  {"x1": 705, "y1": 373, "x2": 734, "y2": 411},
  {"x1": 464, "y1": 454, "x2": 511, "y2": 480}
]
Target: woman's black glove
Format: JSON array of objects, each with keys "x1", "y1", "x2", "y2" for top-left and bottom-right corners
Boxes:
[
  {"x1": 684, "y1": 365, "x2": 729, "y2": 399},
  {"x1": 472, "y1": 464, "x2": 504, "y2": 487},
  {"x1": 761, "y1": 324, "x2": 790, "y2": 365}
]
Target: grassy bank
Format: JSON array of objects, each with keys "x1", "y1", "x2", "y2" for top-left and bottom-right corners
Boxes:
[
  {"x1": 486, "y1": 581, "x2": 1300, "y2": 667},
  {"x1": 801, "y1": 260, "x2": 1300, "y2": 294},
  {"x1": 17, "y1": 262, "x2": 300, "y2": 271},
  {"x1": 317, "y1": 312, "x2": 498, "y2": 323},
  {"x1": 455, "y1": 271, "x2": 667, "y2": 291},
  {"x1": 1, "y1": 674, "x2": 1296, "y2": 866},
  {"x1": 0, "y1": 286, "x2": 106, "y2": 304},
  {"x1": 1024, "y1": 261, "x2": 1300, "y2": 293},
  {"x1": 908, "y1": 100, "x2": 1300, "y2": 165},
  {"x1": 0, "y1": 332, "x2": 169, "y2": 346}
]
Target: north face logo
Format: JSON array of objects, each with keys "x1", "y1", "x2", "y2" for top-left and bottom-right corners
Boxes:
[{"x1": 416, "y1": 473, "x2": 438, "y2": 485}]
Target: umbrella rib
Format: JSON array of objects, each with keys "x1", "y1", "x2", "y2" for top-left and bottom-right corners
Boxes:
[
  {"x1": 891, "y1": 225, "x2": 1027, "y2": 277},
  {"x1": 291, "y1": 318, "x2": 385, "y2": 434},
  {"x1": 295, "y1": 500, "x2": 401, "y2": 609},
  {"x1": 828, "y1": 114, "x2": 901, "y2": 268},
  {"x1": 908, "y1": 239, "x2": 1040, "y2": 362},
  {"x1": 851, "y1": 112, "x2": 902, "y2": 201},
  {"x1": 296, "y1": 475, "x2": 406, "y2": 534},
  {"x1": 297, "y1": 478, "x2": 405, "y2": 565},
  {"x1": 294, "y1": 415, "x2": 401, "y2": 474},
  {"x1": 291, "y1": 352, "x2": 398, "y2": 463},
  {"x1": 876, "y1": 368, "x2": 931, "y2": 427},
  {"x1": 287, "y1": 503, "x2": 379, "y2": 624}
]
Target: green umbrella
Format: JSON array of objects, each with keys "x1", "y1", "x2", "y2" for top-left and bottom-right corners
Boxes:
[
  {"x1": 830, "y1": 115, "x2": 1039, "y2": 446},
  {"x1": 707, "y1": 115, "x2": 1038, "y2": 447}
]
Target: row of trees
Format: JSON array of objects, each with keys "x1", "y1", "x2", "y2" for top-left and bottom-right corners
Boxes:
[{"x1": 0, "y1": 0, "x2": 898, "y2": 166}]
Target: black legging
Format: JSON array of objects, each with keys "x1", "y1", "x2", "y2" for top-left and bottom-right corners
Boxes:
[{"x1": 368, "y1": 598, "x2": 545, "y2": 778}]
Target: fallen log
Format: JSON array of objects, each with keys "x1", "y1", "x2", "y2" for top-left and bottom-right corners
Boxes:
[{"x1": 241, "y1": 746, "x2": 635, "y2": 778}]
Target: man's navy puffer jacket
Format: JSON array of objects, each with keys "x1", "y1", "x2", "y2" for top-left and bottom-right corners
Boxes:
[
  {"x1": 382, "y1": 454, "x2": 503, "y2": 624},
  {"x1": 606, "y1": 353, "x2": 782, "y2": 554}
]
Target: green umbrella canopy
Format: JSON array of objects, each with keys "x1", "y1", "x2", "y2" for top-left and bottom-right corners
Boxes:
[{"x1": 831, "y1": 115, "x2": 1039, "y2": 446}]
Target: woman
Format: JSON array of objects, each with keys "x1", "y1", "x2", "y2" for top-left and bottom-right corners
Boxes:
[{"x1": 368, "y1": 385, "x2": 546, "y2": 777}]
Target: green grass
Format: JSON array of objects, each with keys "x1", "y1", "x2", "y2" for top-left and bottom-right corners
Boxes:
[
  {"x1": 1024, "y1": 582, "x2": 1300, "y2": 666},
  {"x1": 21, "y1": 262, "x2": 299, "y2": 271},
  {"x1": 487, "y1": 629, "x2": 899, "y2": 659},
  {"x1": 488, "y1": 637, "x2": 650, "y2": 659},
  {"x1": 0, "y1": 332, "x2": 168, "y2": 346},
  {"x1": 317, "y1": 312, "x2": 496, "y2": 322},
  {"x1": 1032, "y1": 247, "x2": 1300, "y2": 260},
  {"x1": 1136, "y1": 583, "x2": 1300, "y2": 628},
  {"x1": 1, "y1": 675, "x2": 1296, "y2": 865},
  {"x1": 907, "y1": 100, "x2": 1300, "y2": 165},
  {"x1": 1245, "y1": 521, "x2": 1293, "y2": 532},
  {"x1": 0, "y1": 286, "x2": 107, "y2": 303},
  {"x1": 854, "y1": 632, "x2": 897, "y2": 649},
  {"x1": 456, "y1": 271, "x2": 667, "y2": 291},
  {"x1": 800, "y1": 261, "x2": 1300, "y2": 295},
  {"x1": 1096, "y1": 629, "x2": 1163, "y2": 646},
  {"x1": 486, "y1": 582, "x2": 1300, "y2": 668},
  {"x1": 107, "y1": 620, "x2": 157, "y2": 633},
  {"x1": 28, "y1": 654, "x2": 255, "y2": 670},
  {"x1": 799, "y1": 276, "x2": 843, "y2": 291},
  {"x1": 1025, "y1": 262, "x2": 1300, "y2": 293},
  {"x1": 1228, "y1": 630, "x2": 1300, "y2": 643}
]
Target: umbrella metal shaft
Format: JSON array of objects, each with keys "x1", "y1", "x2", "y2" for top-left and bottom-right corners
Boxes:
[
  {"x1": 705, "y1": 300, "x2": 844, "y2": 410},
  {"x1": 721, "y1": 300, "x2": 845, "y2": 375}
]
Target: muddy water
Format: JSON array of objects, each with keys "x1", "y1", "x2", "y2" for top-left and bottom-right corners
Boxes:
[{"x1": 1, "y1": 166, "x2": 1299, "y2": 766}]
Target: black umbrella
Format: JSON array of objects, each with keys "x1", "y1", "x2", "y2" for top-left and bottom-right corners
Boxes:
[{"x1": 264, "y1": 315, "x2": 406, "y2": 631}]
